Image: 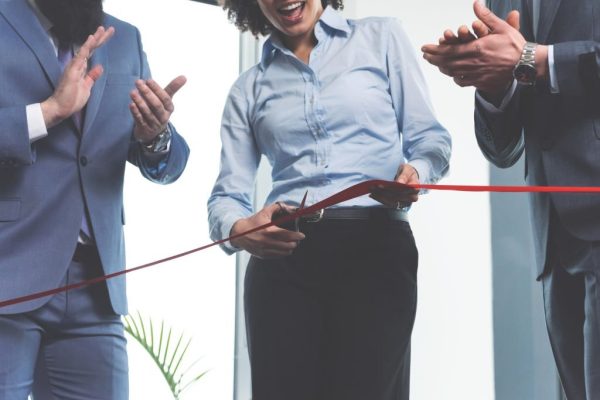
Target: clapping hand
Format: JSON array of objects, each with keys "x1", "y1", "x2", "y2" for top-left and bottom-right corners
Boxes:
[
  {"x1": 129, "y1": 76, "x2": 187, "y2": 144},
  {"x1": 421, "y1": 1, "x2": 526, "y2": 100},
  {"x1": 42, "y1": 26, "x2": 115, "y2": 128}
]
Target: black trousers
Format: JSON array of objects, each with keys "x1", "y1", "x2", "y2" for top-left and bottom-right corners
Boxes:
[{"x1": 244, "y1": 217, "x2": 418, "y2": 400}]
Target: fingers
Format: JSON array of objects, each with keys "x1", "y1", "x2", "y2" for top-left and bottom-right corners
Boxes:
[
  {"x1": 472, "y1": 20, "x2": 490, "y2": 38},
  {"x1": 422, "y1": 42, "x2": 479, "y2": 59},
  {"x1": 440, "y1": 29, "x2": 460, "y2": 45},
  {"x1": 130, "y1": 87, "x2": 163, "y2": 130},
  {"x1": 129, "y1": 102, "x2": 150, "y2": 132},
  {"x1": 506, "y1": 10, "x2": 520, "y2": 30},
  {"x1": 457, "y1": 25, "x2": 477, "y2": 42},
  {"x1": 134, "y1": 80, "x2": 170, "y2": 125},
  {"x1": 146, "y1": 79, "x2": 175, "y2": 113},
  {"x1": 473, "y1": 0, "x2": 505, "y2": 32},
  {"x1": 164, "y1": 75, "x2": 187, "y2": 98},
  {"x1": 83, "y1": 64, "x2": 104, "y2": 90}
]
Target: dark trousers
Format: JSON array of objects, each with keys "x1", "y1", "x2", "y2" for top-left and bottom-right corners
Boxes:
[
  {"x1": 0, "y1": 247, "x2": 128, "y2": 400},
  {"x1": 542, "y1": 209, "x2": 600, "y2": 400},
  {"x1": 244, "y1": 217, "x2": 418, "y2": 400}
]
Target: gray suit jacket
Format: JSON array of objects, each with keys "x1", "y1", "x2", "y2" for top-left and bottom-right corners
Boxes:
[
  {"x1": 0, "y1": 0, "x2": 190, "y2": 314},
  {"x1": 475, "y1": 0, "x2": 600, "y2": 276}
]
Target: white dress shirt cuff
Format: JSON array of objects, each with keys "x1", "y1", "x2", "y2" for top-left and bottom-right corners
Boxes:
[
  {"x1": 548, "y1": 45, "x2": 560, "y2": 94},
  {"x1": 475, "y1": 80, "x2": 518, "y2": 114},
  {"x1": 26, "y1": 103, "x2": 48, "y2": 143}
]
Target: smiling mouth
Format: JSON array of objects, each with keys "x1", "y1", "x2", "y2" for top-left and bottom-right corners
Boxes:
[{"x1": 278, "y1": 1, "x2": 306, "y2": 21}]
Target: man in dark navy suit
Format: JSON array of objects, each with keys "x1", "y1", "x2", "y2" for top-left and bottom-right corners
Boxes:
[{"x1": 423, "y1": 1, "x2": 600, "y2": 398}]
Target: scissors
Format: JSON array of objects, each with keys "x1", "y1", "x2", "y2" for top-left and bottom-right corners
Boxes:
[{"x1": 274, "y1": 190, "x2": 308, "y2": 232}]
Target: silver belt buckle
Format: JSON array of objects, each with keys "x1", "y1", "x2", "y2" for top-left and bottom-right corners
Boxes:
[{"x1": 303, "y1": 209, "x2": 324, "y2": 223}]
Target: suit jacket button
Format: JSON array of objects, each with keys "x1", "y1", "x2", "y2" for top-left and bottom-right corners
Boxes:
[{"x1": 80, "y1": 156, "x2": 88, "y2": 166}]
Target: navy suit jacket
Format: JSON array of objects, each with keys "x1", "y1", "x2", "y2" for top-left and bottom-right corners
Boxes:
[
  {"x1": 0, "y1": 0, "x2": 190, "y2": 314},
  {"x1": 475, "y1": 0, "x2": 600, "y2": 276}
]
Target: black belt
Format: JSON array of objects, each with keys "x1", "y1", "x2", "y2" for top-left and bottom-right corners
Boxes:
[
  {"x1": 72, "y1": 243, "x2": 99, "y2": 263},
  {"x1": 299, "y1": 207, "x2": 409, "y2": 223}
]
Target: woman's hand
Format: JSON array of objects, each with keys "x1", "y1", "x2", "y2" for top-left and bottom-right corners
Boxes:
[
  {"x1": 230, "y1": 203, "x2": 306, "y2": 259},
  {"x1": 370, "y1": 164, "x2": 420, "y2": 209}
]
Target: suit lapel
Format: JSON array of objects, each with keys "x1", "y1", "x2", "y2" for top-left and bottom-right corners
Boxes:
[
  {"x1": 82, "y1": 41, "x2": 107, "y2": 136},
  {"x1": 537, "y1": 0, "x2": 562, "y2": 43},
  {"x1": 0, "y1": 0, "x2": 61, "y2": 88}
]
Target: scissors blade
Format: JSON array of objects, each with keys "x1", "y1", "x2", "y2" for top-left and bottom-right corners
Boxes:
[{"x1": 295, "y1": 190, "x2": 308, "y2": 232}]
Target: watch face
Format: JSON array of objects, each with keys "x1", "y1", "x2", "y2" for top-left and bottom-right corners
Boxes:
[{"x1": 514, "y1": 64, "x2": 537, "y2": 85}]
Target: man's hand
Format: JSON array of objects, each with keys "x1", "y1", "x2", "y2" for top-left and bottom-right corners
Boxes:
[
  {"x1": 41, "y1": 26, "x2": 115, "y2": 128},
  {"x1": 422, "y1": 1, "x2": 529, "y2": 98},
  {"x1": 230, "y1": 203, "x2": 306, "y2": 259},
  {"x1": 130, "y1": 76, "x2": 187, "y2": 144},
  {"x1": 370, "y1": 164, "x2": 420, "y2": 209}
]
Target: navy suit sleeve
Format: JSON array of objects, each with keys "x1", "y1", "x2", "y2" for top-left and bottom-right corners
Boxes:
[
  {"x1": 0, "y1": 106, "x2": 35, "y2": 167},
  {"x1": 126, "y1": 27, "x2": 190, "y2": 184},
  {"x1": 553, "y1": 41, "x2": 600, "y2": 98},
  {"x1": 473, "y1": 89, "x2": 526, "y2": 169}
]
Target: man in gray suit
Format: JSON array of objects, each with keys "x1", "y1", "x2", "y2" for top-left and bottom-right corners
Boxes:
[
  {"x1": 0, "y1": 0, "x2": 189, "y2": 398},
  {"x1": 423, "y1": 0, "x2": 600, "y2": 398}
]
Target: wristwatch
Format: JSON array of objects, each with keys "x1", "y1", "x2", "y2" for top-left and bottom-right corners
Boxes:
[
  {"x1": 513, "y1": 42, "x2": 537, "y2": 86},
  {"x1": 141, "y1": 126, "x2": 171, "y2": 153}
]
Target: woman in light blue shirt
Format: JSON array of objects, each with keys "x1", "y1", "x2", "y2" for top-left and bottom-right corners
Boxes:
[{"x1": 209, "y1": 1, "x2": 452, "y2": 398}]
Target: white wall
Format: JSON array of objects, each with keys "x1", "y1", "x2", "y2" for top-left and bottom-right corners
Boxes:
[
  {"x1": 344, "y1": 1, "x2": 495, "y2": 399},
  {"x1": 102, "y1": 1, "x2": 239, "y2": 399}
]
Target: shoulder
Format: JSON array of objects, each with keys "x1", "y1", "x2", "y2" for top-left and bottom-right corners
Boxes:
[
  {"x1": 103, "y1": 13, "x2": 140, "y2": 38},
  {"x1": 347, "y1": 16, "x2": 401, "y2": 35},
  {"x1": 229, "y1": 64, "x2": 261, "y2": 98}
]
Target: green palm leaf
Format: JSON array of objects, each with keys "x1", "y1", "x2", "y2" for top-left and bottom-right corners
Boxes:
[{"x1": 123, "y1": 312, "x2": 208, "y2": 400}]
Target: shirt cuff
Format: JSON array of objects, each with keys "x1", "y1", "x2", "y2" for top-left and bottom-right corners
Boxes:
[
  {"x1": 475, "y1": 80, "x2": 518, "y2": 114},
  {"x1": 26, "y1": 104, "x2": 48, "y2": 143},
  {"x1": 217, "y1": 214, "x2": 245, "y2": 255},
  {"x1": 548, "y1": 45, "x2": 560, "y2": 94},
  {"x1": 408, "y1": 159, "x2": 431, "y2": 185}
]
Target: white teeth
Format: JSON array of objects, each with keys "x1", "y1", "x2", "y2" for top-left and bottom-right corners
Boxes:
[{"x1": 281, "y1": 2, "x2": 302, "y2": 11}]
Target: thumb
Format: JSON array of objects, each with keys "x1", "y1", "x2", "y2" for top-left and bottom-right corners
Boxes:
[
  {"x1": 473, "y1": 1, "x2": 507, "y2": 32},
  {"x1": 164, "y1": 75, "x2": 187, "y2": 98},
  {"x1": 506, "y1": 10, "x2": 520, "y2": 30}
]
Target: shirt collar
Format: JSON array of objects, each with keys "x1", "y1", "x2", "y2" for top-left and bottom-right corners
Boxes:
[
  {"x1": 27, "y1": 0, "x2": 53, "y2": 33},
  {"x1": 318, "y1": 6, "x2": 351, "y2": 35},
  {"x1": 260, "y1": 6, "x2": 350, "y2": 69}
]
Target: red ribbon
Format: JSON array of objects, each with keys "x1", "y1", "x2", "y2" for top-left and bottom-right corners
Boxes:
[{"x1": 2, "y1": 179, "x2": 600, "y2": 309}]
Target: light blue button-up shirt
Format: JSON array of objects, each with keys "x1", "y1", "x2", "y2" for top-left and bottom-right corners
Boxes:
[{"x1": 208, "y1": 7, "x2": 452, "y2": 253}]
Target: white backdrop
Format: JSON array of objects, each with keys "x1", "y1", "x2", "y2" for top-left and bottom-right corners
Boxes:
[{"x1": 103, "y1": 1, "x2": 239, "y2": 399}]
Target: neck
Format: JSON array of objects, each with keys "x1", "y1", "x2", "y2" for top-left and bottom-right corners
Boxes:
[
  {"x1": 282, "y1": 30, "x2": 317, "y2": 63},
  {"x1": 280, "y1": 7, "x2": 324, "y2": 64}
]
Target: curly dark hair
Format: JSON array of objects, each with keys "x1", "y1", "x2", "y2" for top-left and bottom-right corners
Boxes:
[{"x1": 221, "y1": 0, "x2": 344, "y2": 36}]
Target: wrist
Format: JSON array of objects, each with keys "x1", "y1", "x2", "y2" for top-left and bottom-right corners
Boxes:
[
  {"x1": 230, "y1": 219, "x2": 247, "y2": 249},
  {"x1": 40, "y1": 97, "x2": 66, "y2": 129}
]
